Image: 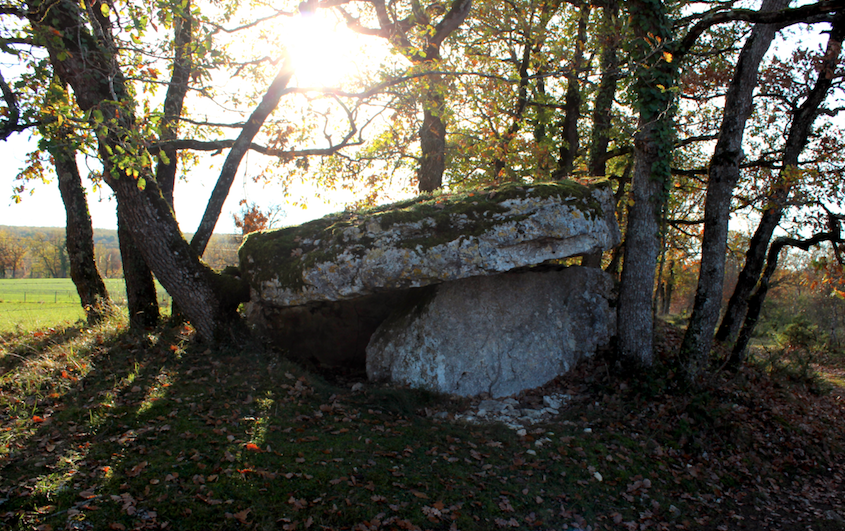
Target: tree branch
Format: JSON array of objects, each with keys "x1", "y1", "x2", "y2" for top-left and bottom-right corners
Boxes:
[
  {"x1": 190, "y1": 58, "x2": 295, "y2": 255},
  {"x1": 678, "y1": 1, "x2": 842, "y2": 59}
]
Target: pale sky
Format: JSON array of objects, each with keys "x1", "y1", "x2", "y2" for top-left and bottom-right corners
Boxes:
[
  {"x1": 0, "y1": 131, "x2": 341, "y2": 234},
  {"x1": 0, "y1": 10, "x2": 382, "y2": 234}
]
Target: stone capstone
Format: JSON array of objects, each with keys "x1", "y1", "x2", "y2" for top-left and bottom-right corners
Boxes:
[
  {"x1": 366, "y1": 266, "x2": 615, "y2": 398},
  {"x1": 239, "y1": 181, "x2": 620, "y2": 309}
]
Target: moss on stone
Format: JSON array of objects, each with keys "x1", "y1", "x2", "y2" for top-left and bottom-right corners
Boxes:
[{"x1": 239, "y1": 179, "x2": 609, "y2": 288}]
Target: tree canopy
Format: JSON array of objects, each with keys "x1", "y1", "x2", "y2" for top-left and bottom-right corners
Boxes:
[{"x1": 1, "y1": 0, "x2": 843, "y2": 371}]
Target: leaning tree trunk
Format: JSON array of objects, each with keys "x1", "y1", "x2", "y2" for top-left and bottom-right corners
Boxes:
[
  {"x1": 27, "y1": 0, "x2": 245, "y2": 341},
  {"x1": 731, "y1": 228, "x2": 843, "y2": 368},
  {"x1": 679, "y1": 0, "x2": 788, "y2": 377},
  {"x1": 117, "y1": 203, "x2": 160, "y2": 329},
  {"x1": 50, "y1": 132, "x2": 113, "y2": 324},
  {"x1": 716, "y1": 10, "x2": 845, "y2": 344}
]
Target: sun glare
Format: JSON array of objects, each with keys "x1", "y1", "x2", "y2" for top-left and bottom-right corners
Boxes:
[{"x1": 281, "y1": 12, "x2": 381, "y2": 87}]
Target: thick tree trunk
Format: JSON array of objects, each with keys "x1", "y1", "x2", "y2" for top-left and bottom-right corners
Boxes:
[
  {"x1": 616, "y1": 1, "x2": 677, "y2": 367},
  {"x1": 27, "y1": 0, "x2": 246, "y2": 341},
  {"x1": 418, "y1": 73, "x2": 447, "y2": 193},
  {"x1": 51, "y1": 136, "x2": 112, "y2": 324},
  {"x1": 117, "y1": 203, "x2": 160, "y2": 329},
  {"x1": 617, "y1": 121, "x2": 666, "y2": 367},
  {"x1": 717, "y1": 10, "x2": 845, "y2": 344},
  {"x1": 679, "y1": 0, "x2": 787, "y2": 376}
]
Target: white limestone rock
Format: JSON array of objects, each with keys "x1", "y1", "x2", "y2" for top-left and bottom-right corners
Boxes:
[{"x1": 366, "y1": 266, "x2": 615, "y2": 398}]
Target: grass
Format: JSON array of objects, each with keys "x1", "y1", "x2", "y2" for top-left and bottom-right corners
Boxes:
[
  {"x1": 0, "y1": 279, "x2": 170, "y2": 333},
  {"x1": 1, "y1": 316, "x2": 844, "y2": 531}
]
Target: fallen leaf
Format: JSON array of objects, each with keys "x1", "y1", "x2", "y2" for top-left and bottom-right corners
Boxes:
[{"x1": 233, "y1": 508, "x2": 251, "y2": 523}]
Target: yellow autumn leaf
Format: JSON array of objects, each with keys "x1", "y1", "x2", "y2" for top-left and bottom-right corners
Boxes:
[
  {"x1": 100, "y1": 3, "x2": 110, "y2": 17},
  {"x1": 663, "y1": 51, "x2": 673, "y2": 63}
]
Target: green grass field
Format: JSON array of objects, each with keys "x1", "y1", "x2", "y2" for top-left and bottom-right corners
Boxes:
[{"x1": 0, "y1": 279, "x2": 170, "y2": 333}]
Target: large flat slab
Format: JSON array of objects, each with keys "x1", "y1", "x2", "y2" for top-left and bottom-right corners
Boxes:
[{"x1": 239, "y1": 181, "x2": 620, "y2": 308}]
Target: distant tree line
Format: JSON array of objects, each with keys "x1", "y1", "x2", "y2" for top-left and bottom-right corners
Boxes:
[{"x1": 0, "y1": 227, "x2": 238, "y2": 279}]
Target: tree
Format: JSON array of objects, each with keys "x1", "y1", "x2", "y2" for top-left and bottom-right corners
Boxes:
[
  {"x1": 336, "y1": 0, "x2": 473, "y2": 192},
  {"x1": 680, "y1": 0, "x2": 789, "y2": 379},
  {"x1": 29, "y1": 232, "x2": 68, "y2": 278},
  {"x1": 730, "y1": 212, "x2": 844, "y2": 367},
  {"x1": 717, "y1": 10, "x2": 845, "y2": 345},
  {"x1": 616, "y1": 0, "x2": 679, "y2": 367},
  {"x1": 0, "y1": 230, "x2": 27, "y2": 278},
  {"x1": 49, "y1": 130, "x2": 114, "y2": 323}
]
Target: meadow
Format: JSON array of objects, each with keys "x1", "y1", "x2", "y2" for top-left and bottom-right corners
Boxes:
[{"x1": 0, "y1": 279, "x2": 170, "y2": 333}]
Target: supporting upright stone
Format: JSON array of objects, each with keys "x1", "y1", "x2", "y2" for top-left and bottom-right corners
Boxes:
[{"x1": 366, "y1": 266, "x2": 616, "y2": 397}]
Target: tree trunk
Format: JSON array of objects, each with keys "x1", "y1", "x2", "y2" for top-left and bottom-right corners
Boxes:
[
  {"x1": 27, "y1": 0, "x2": 246, "y2": 341},
  {"x1": 51, "y1": 135, "x2": 113, "y2": 324},
  {"x1": 617, "y1": 120, "x2": 666, "y2": 367},
  {"x1": 587, "y1": 0, "x2": 621, "y2": 178},
  {"x1": 616, "y1": 1, "x2": 677, "y2": 367},
  {"x1": 717, "y1": 10, "x2": 845, "y2": 344},
  {"x1": 418, "y1": 72, "x2": 447, "y2": 193},
  {"x1": 191, "y1": 61, "x2": 293, "y2": 254},
  {"x1": 155, "y1": 0, "x2": 193, "y2": 207},
  {"x1": 118, "y1": 203, "x2": 160, "y2": 329},
  {"x1": 556, "y1": 4, "x2": 590, "y2": 178},
  {"x1": 679, "y1": 0, "x2": 787, "y2": 377},
  {"x1": 731, "y1": 227, "x2": 843, "y2": 368}
]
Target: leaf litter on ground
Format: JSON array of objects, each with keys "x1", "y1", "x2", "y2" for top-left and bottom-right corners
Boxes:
[{"x1": 0, "y1": 317, "x2": 843, "y2": 530}]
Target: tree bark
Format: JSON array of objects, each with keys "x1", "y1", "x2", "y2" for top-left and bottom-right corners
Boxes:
[
  {"x1": 418, "y1": 72, "x2": 448, "y2": 192},
  {"x1": 587, "y1": 0, "x2": 621, "y2": 178},
  {"x1": 118, "y1": 202, "x2": 160, "y2": 329},
  {"x1": 51, "y1": 134, "x2": 113, "y2": 324},
  {"x1": 716, "y1": 10, "x2": 845, "y2": 344},
  {"x1": 27, "y1": 0, "x2": 246, "y2": 341},
  {"x1": 556, "y1": 3, "x2": 590, "y2": 178},
  {"x1": 679, "y1": 0, "x2": 788, "y2": 377},
  {"x1": 616, "y1": 0, "x2": 678, "y2": 367}
]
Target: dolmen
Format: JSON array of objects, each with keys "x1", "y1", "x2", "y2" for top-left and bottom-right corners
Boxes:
[{"x1": 239, "y1": 180, "x2": 621, "y2": 398}]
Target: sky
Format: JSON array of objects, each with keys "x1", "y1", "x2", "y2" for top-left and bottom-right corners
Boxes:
[
  {"x1": 0, "y1": 9, "x2": 384, "y2": 234},
  {"x1": 0, "y1": 132, "x2": 346, "y2": 234}
]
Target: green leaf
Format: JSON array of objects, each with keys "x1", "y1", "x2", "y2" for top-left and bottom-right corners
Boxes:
[{"x1": 136, "y1": 177, "x2": 146, "y2": 190}]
